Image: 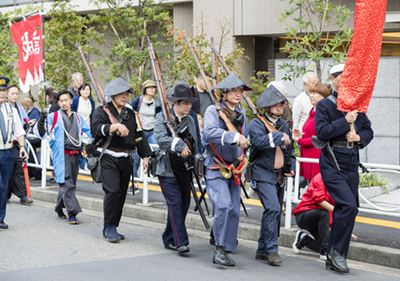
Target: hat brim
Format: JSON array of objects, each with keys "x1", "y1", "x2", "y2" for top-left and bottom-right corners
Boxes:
[
  {"x1": 0, "y1": 86, "x2": 7, "y2": 90},
  {"x1": 167, "y1": 96, "x2": 198, "y2": 103}
]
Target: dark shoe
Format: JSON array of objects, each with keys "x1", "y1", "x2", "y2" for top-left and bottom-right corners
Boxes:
[
  {"x1": 209, "y1": 236, "x2": 215, "y2": 245},
  {"x1": 164, "y1": 243, "x2": 178, "y2": 251},
  {"x1": 55, "y1": 209, "x2": 67, "y2": 219},
  {"x1": 293, "y1": 230, "x2": 306, "y2": 254},
  {"x1": 0, "y1": 221, "x2": 8, "y2": 229},
  {"x1": 255, "y1": 252, "x2": 268, "y2": 260},
  {"x1": 103, "y1": 227, "x2": 125, "y2": 240},
  {"x1": 326, "y1": 247, "x2": 349, "y2": 273},
  {"x1": 104, "y1": 224, "x2": 120, "y2": 243},
  {"x1": 68, "y1": 216, "x2": 79, "y2": 224},
  {"x1": 20, "y1": 197, "x2": 33, "y2": 204},
  {"x1": 213, "y1": 244, "x2": 235, "y2": 266},
  {"x1": 265, "y1": 252, "x2": 282, "y2": 265},
  {"x1": 117, "y1": 232, "x2": 125, "y2": 240},
  {"x1": 177, "y1": 245, "x2": 190, "y2": 254}
]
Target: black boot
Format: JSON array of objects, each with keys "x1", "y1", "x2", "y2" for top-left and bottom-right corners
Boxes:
[
  {"x1": 326, "y1": 247, "x2": 349, "y2": 273},
  {"x1": 213, "y1": 244, "x2": 235, "y2": 266}
]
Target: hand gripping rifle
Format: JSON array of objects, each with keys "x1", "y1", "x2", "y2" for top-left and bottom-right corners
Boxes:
[
  {"x1": 148, "y1": 38, "x2": 209, "y2": 230},
  {"x1": 209, "y1": 45, "x2": 278, "y2": 134},
  {"x1": 184, "y1": 35, "x2": 238, "y2": 133}
]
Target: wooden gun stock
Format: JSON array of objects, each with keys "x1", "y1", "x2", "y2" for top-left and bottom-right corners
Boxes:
[
  {"x1": 76, "y1": 43, "x2": 119, "y2": 126},
  {"x1": 210, "y1": 45, "x2": 277, "y2": 133},
  {"x1": 185, "y1": 35, "x2": 238, "y2": 133},
  {"x1": 147, "y1": 38, "x2": 180, "y2": 140}
]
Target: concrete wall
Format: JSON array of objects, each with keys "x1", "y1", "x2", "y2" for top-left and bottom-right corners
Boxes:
[{"x1": 275, "y1": 57, "x2": 400, "y2": 165}]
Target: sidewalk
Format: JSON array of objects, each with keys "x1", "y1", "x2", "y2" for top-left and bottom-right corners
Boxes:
[{"x1": 28, "y1": 185, "x2": 400, "y2": 269}]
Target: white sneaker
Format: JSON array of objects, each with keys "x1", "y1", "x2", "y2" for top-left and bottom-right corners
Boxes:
[
  {"x1": 319, "y1": 254, "x2": 327, "y2": 261},
  {"x1": 293, "y1": 230, "x2": 306, "y2": 254}
]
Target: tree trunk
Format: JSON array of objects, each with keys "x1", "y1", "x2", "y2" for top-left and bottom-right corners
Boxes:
[{"x1": 316, "y1": 36, "x2": 322, "y2": 80}]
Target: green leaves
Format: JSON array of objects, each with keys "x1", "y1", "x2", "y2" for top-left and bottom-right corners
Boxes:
[{"x1": 278, "y1": 0, "x2": 353, "y2": 81}]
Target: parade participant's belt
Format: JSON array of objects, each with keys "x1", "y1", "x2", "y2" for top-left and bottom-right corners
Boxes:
[
  {"x1": 208, "y1": 125, "x2": 247, "y2": 185},
  {"x1": 64, "y1": 149, "x2": 81, "y2": 156},
  {"x1": 331, "y1": 140, "x2": 359, "y2": 149},
  {"x1": 99, "y1": 144, "x2": 130, "y2": 154}
]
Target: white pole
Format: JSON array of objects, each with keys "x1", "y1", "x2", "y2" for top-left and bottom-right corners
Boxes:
[
  {"x1": 285, "y1": 176, "x2": 294, "y2": 229},
  {"x1": 40, "y1": 138, "x2": 47, "y2": 188}
]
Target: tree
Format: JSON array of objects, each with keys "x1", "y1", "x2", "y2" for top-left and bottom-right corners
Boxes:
[
  {"x1": 0, "y1": 12, "x2": 19, "y2": 85},
  {"x1": 170, "y1": 15, "x2": 248, "y2": 86},
  {"x1": 245, "y1": 71, "x2": 273, "y2": 120},
  {"x1": 277, "y1": 0, "x2": 353, "y2": 82},
  {"x1": 91, "y1": 0, "x2": 173, "y2": 93},
  {"x1": 45, "y1": 0, "x2": 102, "y2": 90}
]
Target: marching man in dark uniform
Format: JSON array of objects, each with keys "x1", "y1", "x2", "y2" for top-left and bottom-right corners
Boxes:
[
  {"x1": 315, "y1": 63, "x2": 373, "y2": 273},
  {"x1": 35, "y1": 90, "x2": 92, "y2": 224},
  {"x1": 91, "y1": 77, "x2": 151, "y2": 242},
  {"x1": 249, "y1": 81, "x2": 296, "y2": 265},
  {"x1": 203, "y1": 73, "x2": 249, "y2": 266},
  {"x1": 154, "y1": 83, "x2": 200, "y2": 254}
]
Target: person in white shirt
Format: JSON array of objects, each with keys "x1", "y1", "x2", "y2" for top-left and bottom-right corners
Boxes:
[
  {"x1": 292, "y1": 72, "x2": 318, "y2": 132},
  {"x1": 0, "y1": 76, "x2": 28, "y2": 230}
]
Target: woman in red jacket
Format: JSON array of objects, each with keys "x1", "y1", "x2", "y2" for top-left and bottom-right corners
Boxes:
[
  {"x1": 293, "y1": 83, "x2": 331, "y2": 180},
  {"x1": 292, "y1": 173, "x2": 357, "y2": 260}
]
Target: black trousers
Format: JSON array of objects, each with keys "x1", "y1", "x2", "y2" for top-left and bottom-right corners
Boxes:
[
  {"x1": 101, "y1": 154, "x2": 132, "y2": 226},
  {"x1": 158, "y1": 167, "x2": 191, "y2": 247},
  {"x1": 7, "y1": 144, "x2": 27, "y2": 199},
  {"x1": 295, "y1": 209, "x2": 330, "y2": 254},
  {"x1": 320, "y1": 152, "x2": 359, "y2": 256}
]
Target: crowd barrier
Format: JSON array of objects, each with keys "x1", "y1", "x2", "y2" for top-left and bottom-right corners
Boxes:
[{"x1": 26, "y1": 137, "x2": 400, "y2": 228}]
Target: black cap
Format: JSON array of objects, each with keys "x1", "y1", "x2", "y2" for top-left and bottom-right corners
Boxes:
[
  {"x1": 167, "y1": 83, "x2": 198, "y2": 103},
  {"x1": 0, "y1": 76, "x2": 10, "y2": 90}
]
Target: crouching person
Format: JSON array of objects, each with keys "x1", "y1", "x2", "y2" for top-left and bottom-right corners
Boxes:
[{"x1": 35, "y1": 90, "x2": 92, "y2": 224}]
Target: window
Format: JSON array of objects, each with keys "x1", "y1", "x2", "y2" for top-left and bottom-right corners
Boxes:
[{"x1": 0, "y1": 0, "x2": 50, "y2": 7}]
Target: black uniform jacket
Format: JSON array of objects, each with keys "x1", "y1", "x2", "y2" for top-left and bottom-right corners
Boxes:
[
  {"x1": 315, "y1": 91, "x2": 374, "y2": 155},
  {"x1": 91, "y1": 101, "x2": 151, "y2": 159}
]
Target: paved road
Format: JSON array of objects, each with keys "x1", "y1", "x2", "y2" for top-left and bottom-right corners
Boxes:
[
  {"x1": 1, "y1": 200, "x2": 400, "y2": 280},
  {"x1": 26, "y1": 175, "x2": 400, "y2": 251}
]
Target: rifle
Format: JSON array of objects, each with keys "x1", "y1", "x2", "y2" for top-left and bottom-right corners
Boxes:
[
  {"x1": 185, "y1": 162, "x2": 210, "y2": 230},
  {"x1": 184, "y1": 35, "x2": 238, "y2": 133},
  {"x1": 210, "y1": 37, "x2": 218, "y2": 87},
  {"x1": 76, "y1": 43, "x2": 119, "y2": 126},
  {"x1": 147, "y1": 39, "x2": 181, "y2": 140},
  {"x1": 210, "y1": 45, "x2": 278, "y2": 134}
]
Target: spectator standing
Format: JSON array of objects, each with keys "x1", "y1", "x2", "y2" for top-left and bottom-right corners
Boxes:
[
  {"x1": 21, "y1": 98, "x2": 40, "y2": 127},
  {"x1": 71, "y1": 83, "x2": 95, "y2": 129},
  {"x1": 292, "y1": 73, "x2": 318, "y2": 132},
  {"x1": 293, "y1": 82, "x2": 331, "y2": 181},
  {"x1": 69, "y1": 73, "x2": 84, "y2": 97},
  {"x1": 6, "y1": 85, "x2": 35, "y2": 204}
]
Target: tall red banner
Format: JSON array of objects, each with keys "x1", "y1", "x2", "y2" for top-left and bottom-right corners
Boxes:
[
  {"x1": 10, "y1": 14, "x2": 44, "y2": 93},
  {"x1": 337, "y1": 0, "x2": 388, "y2": 113}
]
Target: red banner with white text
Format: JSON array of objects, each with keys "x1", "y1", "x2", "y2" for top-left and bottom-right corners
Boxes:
[{"x1": 10, "y1": 14, "x2": 44, "y2": 93}]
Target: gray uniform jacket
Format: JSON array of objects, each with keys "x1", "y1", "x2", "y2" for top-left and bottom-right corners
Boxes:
[{"x1": 153, "y1": 111, "x2": 199, "y2": 178}]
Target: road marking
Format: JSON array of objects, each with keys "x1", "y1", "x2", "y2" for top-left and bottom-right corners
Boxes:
[
  {"x1": 68, "y1": 173, "x2": 400, "y2": 229},
  {"x1": 355, "y1": 216, "x2": 400, "y2": 229}
]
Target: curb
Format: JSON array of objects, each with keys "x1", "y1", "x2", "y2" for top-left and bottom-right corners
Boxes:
[{"x1": 30, "y1": 188, "x2": 400, "y2": 269}]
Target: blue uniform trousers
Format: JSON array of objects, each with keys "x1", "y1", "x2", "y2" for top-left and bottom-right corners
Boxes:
[
  {"x1": 159, "y1": 168, "x2": 191, "y2": 247},
  {"x1": 320, "y1": 151, "x2": 359, "y2": 256},
  {"x1": 206, "y1": 173, "x2": 241, "y2": 252},
  {"x1": 252, "y1": 180, "x2": 282, "y2": 254},
  {"x1": 0, "y1": 148, "x2": 15, "y2": 222}
]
